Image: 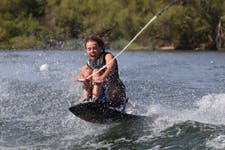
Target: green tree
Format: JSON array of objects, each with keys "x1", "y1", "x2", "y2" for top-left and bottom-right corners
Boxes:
[{"x1": 0, "y1": 0, "x2": 225, "y2": 50}]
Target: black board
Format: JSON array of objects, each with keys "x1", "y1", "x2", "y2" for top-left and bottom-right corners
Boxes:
[{"x1": 69, "y1": 102, "x2": 141, "y2": 123}]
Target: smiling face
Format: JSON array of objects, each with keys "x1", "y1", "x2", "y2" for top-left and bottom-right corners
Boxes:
[{"x1": 85, "y1": 40, "x2": 102, "y2": 60}]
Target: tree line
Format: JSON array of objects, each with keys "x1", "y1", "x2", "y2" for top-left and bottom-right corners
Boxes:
[{"x1": 0, "y1": 0, "x2": 225, "y2": 50}]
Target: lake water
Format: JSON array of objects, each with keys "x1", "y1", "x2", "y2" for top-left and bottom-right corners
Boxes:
[{"x1": 1, "y1": 50, "x2": 225, "y2": 149}]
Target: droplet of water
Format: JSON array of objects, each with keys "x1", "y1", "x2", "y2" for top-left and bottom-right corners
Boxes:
[{"x1": 40, "y1": 63, "x2": 48, "y2": 72}]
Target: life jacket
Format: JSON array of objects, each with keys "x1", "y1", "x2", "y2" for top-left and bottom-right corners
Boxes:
[
  {"x1": 86, "y1": 52, "x2": 120, "y2": 81},
  {"x1": 87, "y1": 52, "x2": 106, "y2": 70}
]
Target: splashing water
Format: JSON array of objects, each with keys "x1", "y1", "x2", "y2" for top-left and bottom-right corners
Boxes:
[{"x1": 1, "y1": 50, "x2": 225, "y2": 149}]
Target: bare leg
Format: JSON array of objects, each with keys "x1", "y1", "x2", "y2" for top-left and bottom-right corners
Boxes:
[
  {"x1": 80, "y1": 65, "x2": 93, "y2": 100},
  {"x1": 83, "y1": 82, "x2": 92, "y2": 99},
  {"x1": 92, "y1": 69, "x2": 103, "y2": 100}
]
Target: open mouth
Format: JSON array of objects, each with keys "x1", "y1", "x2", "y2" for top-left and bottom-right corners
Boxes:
[{"x1": 90, "y1": 54, "x2": 96, "y2": 57}]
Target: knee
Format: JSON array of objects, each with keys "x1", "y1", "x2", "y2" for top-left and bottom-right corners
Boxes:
[{"x1": 81, "y1": 65, "x2": 92, "y2": 77}]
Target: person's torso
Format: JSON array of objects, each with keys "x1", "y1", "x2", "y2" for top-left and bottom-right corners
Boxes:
[{"x1": 87, "y1": 52, "x2": 119, "y2": 81}]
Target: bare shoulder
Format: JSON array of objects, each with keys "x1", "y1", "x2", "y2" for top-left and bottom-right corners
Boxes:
[{"x1": 105, "y1": 52, "x2": 114, "y2": 60}]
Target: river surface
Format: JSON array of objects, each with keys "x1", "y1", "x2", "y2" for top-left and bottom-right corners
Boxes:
[{"x1": 1, "y1": 50, "x2": 225, "y2": 150}]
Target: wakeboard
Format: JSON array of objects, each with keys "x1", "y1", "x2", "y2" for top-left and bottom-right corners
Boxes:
[{"x1": 69, "y1": 102, "x2": 141, "y2": 123}]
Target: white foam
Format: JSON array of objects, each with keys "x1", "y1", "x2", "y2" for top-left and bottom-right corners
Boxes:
[
  {"x1": 148, "y1": 145, "x2": 161, "y2": 150},
  {"x1": 134, "y1": 135, "x2": 154, "y2": 143},
  {"x1": 193, "y1": 94, "x2": 225, "y2": 124},
  {"x1": 148, "y1": 93, "x2": 225, "y2": 134},
  {"x1": 206, "y1": 135, "x2": 225, "y2": 149},
  {"x1": 82, "y1": 140, "x2": 113, "y2": 150}
]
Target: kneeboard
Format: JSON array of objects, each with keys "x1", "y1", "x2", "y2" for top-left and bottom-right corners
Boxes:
[{"x1": 69, "y1": 102, "x2": 140, "y2": 123}]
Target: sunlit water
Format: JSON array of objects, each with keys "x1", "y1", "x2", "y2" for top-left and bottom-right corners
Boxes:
[{"x1": 1, "y1": 50, "x2": 225, "y2": 149}]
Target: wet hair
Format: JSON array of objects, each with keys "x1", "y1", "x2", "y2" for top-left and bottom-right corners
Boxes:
[{"x1": 85, "y1": 35, "x2": 105, "y2": 51}]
